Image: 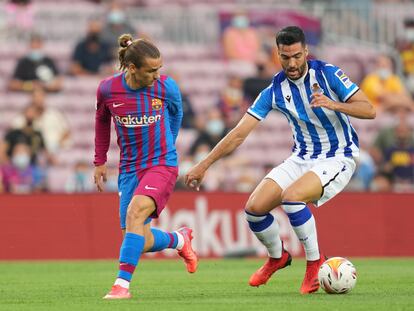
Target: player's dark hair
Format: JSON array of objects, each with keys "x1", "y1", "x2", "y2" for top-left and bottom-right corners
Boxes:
[
  {"x1": 276, "y1": 26, "x2": 306, "y2": 47},
  {"x1": 118, "y1": 34, "x2": 161, "y2": 71}
]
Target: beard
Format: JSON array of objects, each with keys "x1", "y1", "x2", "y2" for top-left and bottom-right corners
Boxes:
[{"x1": 285, "y1": 61, "x2": 307, "y2": 80}]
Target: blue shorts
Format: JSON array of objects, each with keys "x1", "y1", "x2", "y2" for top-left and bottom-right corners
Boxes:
[{"x1": 118, "y1": 165, "x2": 178, "y2": 230}]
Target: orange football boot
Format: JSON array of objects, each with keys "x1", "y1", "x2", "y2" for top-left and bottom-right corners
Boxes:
[
  {"x1": 177, "y1": 227, "x2": 198, "y2": 273},
  {"x1": 249, "y1": 248, "x2": 292, "y2": 287},
  {"x1": 103, "y1": 285, "x2": 131, "y2": 299},
  {"x1": 300, "y1": 254, "x2": 327, "y2": 294}
]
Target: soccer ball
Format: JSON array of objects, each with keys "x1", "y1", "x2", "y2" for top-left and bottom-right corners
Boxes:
[{"x1": 318, "y1": 257, "x2": 357, "y2": 294}]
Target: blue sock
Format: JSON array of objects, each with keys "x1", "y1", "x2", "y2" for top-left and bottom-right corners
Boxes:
[
  {"x1": 149, "y1": 228, "x2": 178, "y2": 252},
  {"x1": 117, "y1": 233, "x2": 145, "y2": 282}
]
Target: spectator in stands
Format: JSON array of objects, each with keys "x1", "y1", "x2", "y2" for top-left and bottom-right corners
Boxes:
[
  {"x1": 347, "y1": 149, "x2": 376, "y2": 191},
  {"x1": 11, "y1": 87, "x2": 71, "y2": 154},
  {"x1": 4, "y1": 0, "x2": 33, "y2": 38},
  {"x1": 169, "y1": 72, "x2": 196, "y2": 129},
  {"x1": 361, "y1": 54, "x2": 413, "y2": 112},
  {"x1": 398, "y1": 18, "x2": 414, "y2": 96},
  {"x1": 4, "y1": 104, "x2": 49, "y2": 166},
  {"x1": 65, "y1": 161, "x2": 94, "y2": 193},
  {"x1": 189, "y1": 142, "x2": 253, "y2": 192},
  {"x1": 218, "y1": 75, "x2": 247, "y2": 128},
  {"x1": 222, "y1": 12, "x2": 260, "y2": 63},
  {"x1": 105, "y1": 165, "x2": 119, "y2": 192},
  {"x1": 101, "y1": 1, "x2": 136, "y2": 54},
  {"x1": 69, "y1": 19, "x2": 114, "y2": 76},
  {"x1": 370, "y1": 171, "x2": 394, "y2": 192},
  {"x1": 1, "y1": 142, "x2": 46, "y2": 194},
  {"x1": 370, "y1": 107, "x2": 414, "y2": 166},
  {"x1": 175, "y1": 154, "x2": 195, "y2": 190},
  {"x1": 243, "y1": 59, "x2": 274, "y2": 103},
  {"x1": 234, "y1": 173, "x2": 257, "y2": 193},
  {"x1": 189, "y1": 108, "x2": 228, "y2": 155},
  {"x1": 382, "y1": 119, "x2": 414, "y2": 191},
  {"x1": 8, "y1": 33, "x2": 63, "y2": 93},
  {"x1": 191, "y1": 143, "x2": 222, "y2": 191}
]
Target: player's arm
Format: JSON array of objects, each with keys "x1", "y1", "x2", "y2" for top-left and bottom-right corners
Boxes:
[
  {"x1": 166, "y1": 78, "x2": 183, "y2": 143},
  {"x1": 311, "y1": 64, "x2": 376, "y2": 119},
  {"x1": 185, "y1": 113, "x2": 259, "y2": 190},
  {"x1": 93, "y1": 83, "x2": 111, "y2": 192},
  {"x1": 310, "y1": 89, "x2": 376, "y2": 119}
]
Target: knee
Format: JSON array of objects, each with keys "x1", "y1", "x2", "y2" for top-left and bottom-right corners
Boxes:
[
  {"x1": 245, "y1": 198, "x2": 264, "y2": 216},
  {"x1": 126, "y1": 202, "x2": 152, "y2": 224},
  {"x1": 281, "y1": 187, "x2": 302, "y2": 203}
]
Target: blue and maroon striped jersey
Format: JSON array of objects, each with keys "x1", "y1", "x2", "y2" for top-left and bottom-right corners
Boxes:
[{"x1": 94, "y1": 73, "x2": 183, "y2": 173}]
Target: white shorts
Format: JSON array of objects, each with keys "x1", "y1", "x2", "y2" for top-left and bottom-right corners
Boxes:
[{"x1": 265, "y1": 155, "x2": 356, "y2": 207}]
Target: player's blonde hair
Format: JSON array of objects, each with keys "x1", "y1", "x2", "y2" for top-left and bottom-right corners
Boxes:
[{"x1": 118, "y1": 34, "x2": 161, "y2": 71}]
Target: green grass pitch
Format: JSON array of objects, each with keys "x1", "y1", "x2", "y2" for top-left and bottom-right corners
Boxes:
[{"x1": 0, "y1": 258, "x2": 413, "y2": 311}]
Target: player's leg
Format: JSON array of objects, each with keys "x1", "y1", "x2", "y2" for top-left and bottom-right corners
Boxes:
[
  {"x1": 246, "y1": 156, "x2": 302, "y2": 259},
  {"x1": 246, "y1": 178, "x2": 293, "y2": 286},
  {"x1": 137, "y1": 165, "x2": 198, "y2": 273},
  {"x1": 281, "y1": 171, "x2": 322, "y2": 262},
  {"x1": 245, "y1": 178, "x2": 284, "y2": 259},
  {"x1": 245, "y1": 157, "x2": 302, "y2": 287},
  {"x1": 104, "y1": 194, "x2": 156, "y2": 299},
  {"x1": 141, "y1": 222, "x2": 184, "y2": 254},
  {"x1": 280, "y1": 171, "x2": 325, "y2": 294},
  {"x1": 281, "y1": 157, "x2": 356, "y2": 294}
]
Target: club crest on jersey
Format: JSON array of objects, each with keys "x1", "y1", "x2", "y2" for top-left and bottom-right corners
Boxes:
[
  {"x1": 151, "y1": 98, "x2": 163, "y2": 111},
  {"x1": 335, "y1": 69, "x2": 352, "y2": 89}
]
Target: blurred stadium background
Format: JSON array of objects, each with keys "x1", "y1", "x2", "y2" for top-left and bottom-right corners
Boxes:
[
  {"x1": 1, "y1": 1, "x2": 414, "y2": 309},
  {"x1": 0, "y1": 0, "x2": 413, "y2": 261}
]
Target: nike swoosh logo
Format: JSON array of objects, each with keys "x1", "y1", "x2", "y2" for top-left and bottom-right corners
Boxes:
[
  {"x1": 145, "y1": 185, "x2": 158, "y2": 190},
  {"x1": 113, "y1": 103, "x2": 124, "y2": 108}
]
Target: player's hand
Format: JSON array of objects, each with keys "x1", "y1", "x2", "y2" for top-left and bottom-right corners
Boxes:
[
  {"x1": 94, "y1": 164, "x2": 107, "y2": 192},
  {"x1": 310, "y1": 93, "x2": 338, "y2": 111},
  {"x1": 184, "y1": 163, "x2": 206, "y2": 191}
]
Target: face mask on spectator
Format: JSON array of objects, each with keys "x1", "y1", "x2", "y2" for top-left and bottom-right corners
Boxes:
[
  {"x1": 75, "y1": 171, "x2": 86, "y2": 184},
  {"x1": 405, "y1": 29, "x2": 414, "y2": 41},
  {"x1": 377, "y1": 68, "x2": 391, "y2": 80},
  {"x1": 206, "y1": 119, "x2": 225, "y2": 136},
  {"x1": 232, "y1": 16, "x2": 249, "y2": 29},
  {"x1": 12, "y1": 153, "x2": 31, "y2": 170},
  {"x1": 28, "y1": 50, "x2": 44, "y2": 62},
  {"x1": 108, "y1": 10, "x2": 126, "y2": 24}
]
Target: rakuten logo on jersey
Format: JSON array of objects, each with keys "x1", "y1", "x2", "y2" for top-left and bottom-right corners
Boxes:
[{"x1": 115, "y1": 114, "x2": 161, "y2": 128}]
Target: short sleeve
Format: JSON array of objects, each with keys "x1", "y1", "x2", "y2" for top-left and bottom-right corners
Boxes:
[
  {"x1": 247, "y1": 84, "x2": 274, "y2": 120},
  {"x1": 165, "y1": 77, "x2": 182, "y2": 114},
  {"x1": 323, "y1": 64, "x2": 359, "y2": 102}
]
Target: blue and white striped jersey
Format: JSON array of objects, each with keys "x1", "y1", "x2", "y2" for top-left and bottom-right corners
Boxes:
[{"x1": 247, "y1": 59, "x2": 360, "y2": 160}]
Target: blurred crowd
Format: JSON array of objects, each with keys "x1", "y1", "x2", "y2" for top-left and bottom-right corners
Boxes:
[{"x1": 0, "y1": 0, "x2": 413, "y2": 194}]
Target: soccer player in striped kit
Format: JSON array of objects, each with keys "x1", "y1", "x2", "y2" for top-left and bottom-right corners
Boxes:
[
  {"x1": 185, "y1": 26, "x2": 375, "y2": 294},
  {"x1": 94, "y1": 34, "x2": 198, "y2": 299}
]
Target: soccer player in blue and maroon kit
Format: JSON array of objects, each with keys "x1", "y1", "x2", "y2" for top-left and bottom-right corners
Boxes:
[{"x1": 94, "y1": 34, "x2": 198, "y2": 299}]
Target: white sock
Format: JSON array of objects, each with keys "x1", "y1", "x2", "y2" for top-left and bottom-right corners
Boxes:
[
  {"x1": 175, "y1": 231, "x2": 185, "y2": 250},
  {"x1": 282, "y1": 202, "x2": 320, "y2": 261},
  {"x1": 114, "y1": 278, "x2": 130, "y2": 289},
  {"x1": 293, "y1": 215, "x2": 320, "y2": 260},
  {"x1": 246, "y1": 212, "x2": 283, "y2": 258}
]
